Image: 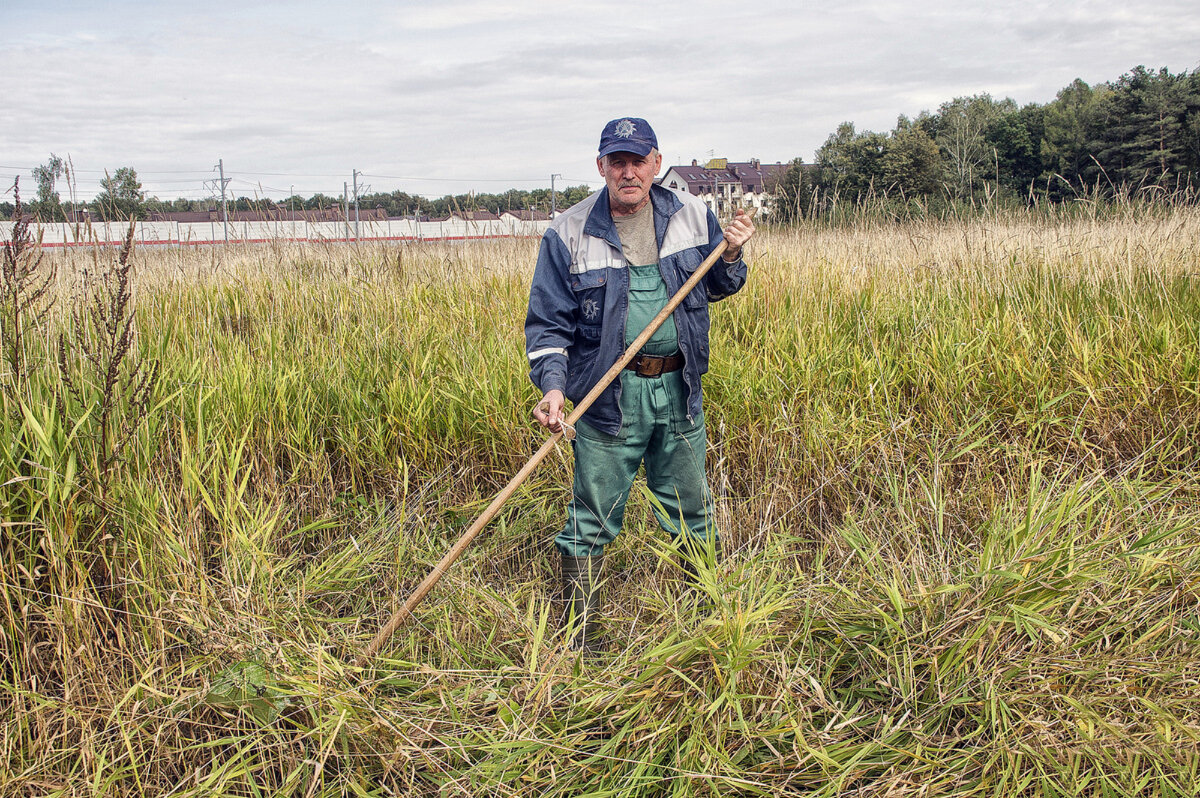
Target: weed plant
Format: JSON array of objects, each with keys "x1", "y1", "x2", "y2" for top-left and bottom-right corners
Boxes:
[{"x1": 2, "y1": 206, "x2": 1199, "y2": 796}]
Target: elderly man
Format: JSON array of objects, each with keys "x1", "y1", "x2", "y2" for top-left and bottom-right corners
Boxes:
[{"x1": 525, "y1": 117, "x2": 755, "y2": 650}]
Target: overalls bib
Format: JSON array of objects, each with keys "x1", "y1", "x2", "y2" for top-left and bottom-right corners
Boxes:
[{"x1": 556, "y1": 262, "x2": 715, "y2": 558}]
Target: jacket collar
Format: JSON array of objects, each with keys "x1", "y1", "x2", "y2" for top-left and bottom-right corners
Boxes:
[{"x1": 585, "y1": 184, "x2": 684, "y2": 252}]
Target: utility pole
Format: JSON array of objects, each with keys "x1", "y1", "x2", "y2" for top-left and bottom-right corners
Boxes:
[
  {"x1": 352, "y1": 170, "x2": 361, "y2": 240},
  {"x1": 550, "y1": 173, "x2": 561, "y2": 217},
  {"x1": 343, "y1": 182, "x2": 350, "y2": 241},
  {"x1": 216, "y1": 159, "x2": 231, "y2": 245}
]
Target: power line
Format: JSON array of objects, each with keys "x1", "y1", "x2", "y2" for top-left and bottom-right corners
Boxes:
[
  {"x1": 225, "y1": 169, "x2": 354, "y2": 178},
  {"x1": 1, "y1": 163, "x2": 601, "y2": 188},
  {"x1": 1, "y1": 162, "x2": 601, "y2": 211},
  {"x1": 361, "y1": 172, "x2": 570, "y2": 184},
  {"x1": 0, "y1": 164, "x2": 216, "y2": 176}
]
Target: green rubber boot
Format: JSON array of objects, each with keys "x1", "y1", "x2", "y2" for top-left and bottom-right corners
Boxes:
[{"x1": 561, "y1": 554, "x2": 604, "y2": 653}]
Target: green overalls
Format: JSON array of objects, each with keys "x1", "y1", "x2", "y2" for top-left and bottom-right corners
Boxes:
[{"x1": 556, "y1": 262, "x2": 716, "y2": 558}]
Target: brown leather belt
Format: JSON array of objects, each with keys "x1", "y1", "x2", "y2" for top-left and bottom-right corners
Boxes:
[{"x1": 625, "y1": 352, "x2": 684, "y2": 377}]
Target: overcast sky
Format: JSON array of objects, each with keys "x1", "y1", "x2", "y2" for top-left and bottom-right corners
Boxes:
[{"x1": 4, "y1": 0, "x2": 1198, "y2": 203}]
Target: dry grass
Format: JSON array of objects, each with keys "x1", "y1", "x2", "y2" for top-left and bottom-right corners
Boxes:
[{"x1": 2, "y1": 204, "x2": 1199, "y2": 796}]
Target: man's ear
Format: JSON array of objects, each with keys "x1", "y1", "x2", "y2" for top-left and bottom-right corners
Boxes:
[{"x1": 596, "y1": 156, "x2": 606, "y2": 177}]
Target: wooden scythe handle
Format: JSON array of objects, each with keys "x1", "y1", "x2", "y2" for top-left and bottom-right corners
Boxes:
[{"x1": 359, "y1": 208, "x2": 754, "y2": 664}]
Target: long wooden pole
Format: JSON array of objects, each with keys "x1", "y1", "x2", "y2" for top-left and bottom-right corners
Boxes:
[{"x1": 360, "y1": 210, "x2": 751, "y2": 664}]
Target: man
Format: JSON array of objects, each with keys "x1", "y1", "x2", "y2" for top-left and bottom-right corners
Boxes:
[{"x1": 525, "y1": 117, "x2": 755, "y2": 650}]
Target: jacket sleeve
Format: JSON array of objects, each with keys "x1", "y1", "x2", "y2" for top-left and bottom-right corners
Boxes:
[
  {"x1": 700, "y1": 208, "x2": 747, "y2": 302},
  {"x1": 524, "y1": 229, "x2": 575, "y2": 395}
]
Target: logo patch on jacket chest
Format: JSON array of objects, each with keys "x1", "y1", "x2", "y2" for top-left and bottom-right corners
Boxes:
[{"x1": 582, "y1": 298, "x2": 600, "y2": 321}]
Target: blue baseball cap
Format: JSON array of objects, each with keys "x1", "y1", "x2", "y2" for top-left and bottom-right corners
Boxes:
[{"x1": 598, "y1": 117, "x2": 658, "y2": 159}]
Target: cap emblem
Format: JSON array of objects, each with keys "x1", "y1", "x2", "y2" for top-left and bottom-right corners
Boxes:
[{"x1": 615, "y1": 119, "x2": 636, "y2": 138}]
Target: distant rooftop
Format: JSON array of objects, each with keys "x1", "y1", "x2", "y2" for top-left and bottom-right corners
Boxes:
[{"x1": 658, "y1": 158, "x2": 788, "y2": 195}]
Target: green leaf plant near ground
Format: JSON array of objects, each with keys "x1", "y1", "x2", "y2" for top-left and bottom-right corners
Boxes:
[{"x1": 2, "y1": 204, "x2": 1199, "y2": 796}]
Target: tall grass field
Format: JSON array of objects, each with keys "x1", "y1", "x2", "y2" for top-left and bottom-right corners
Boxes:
[{"x1": 3, "y1": 204, "x2": 1199, "y2": 796}]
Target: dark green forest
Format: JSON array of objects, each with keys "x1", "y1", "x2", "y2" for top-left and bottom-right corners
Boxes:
[
  {"x1": 11, "y1": 64, "x2": 1199, "y2": 223},
  {"x1": 773, "y1": 64, "x2": 1200, "y2": 220}
]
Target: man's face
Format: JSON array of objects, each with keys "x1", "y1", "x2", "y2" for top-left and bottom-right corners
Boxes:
[{"x1": 597, "y1": 150, "x2": 662, "y2": 216}]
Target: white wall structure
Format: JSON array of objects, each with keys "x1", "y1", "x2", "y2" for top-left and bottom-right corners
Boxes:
[
  {"x1": 0, "y1": 217, "x2": 550, "y2": 248},
  {"x1": 499, "y1": 210, "x2": 551, "y2": 235}
]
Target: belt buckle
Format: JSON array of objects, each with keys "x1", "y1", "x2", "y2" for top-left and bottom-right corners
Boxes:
[{"x1": 635, "y1": 354, "x2": 664, "y2": 377}]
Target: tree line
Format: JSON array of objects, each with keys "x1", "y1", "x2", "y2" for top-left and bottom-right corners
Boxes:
[
  {"x1": 773, "y1": 64, "x2": 1199, "y2": 220},
  {"x1": 4, "y1": 165, "x2": 594, "y2": 223}
]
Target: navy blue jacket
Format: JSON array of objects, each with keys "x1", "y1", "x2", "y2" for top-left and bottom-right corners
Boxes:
[{"x1": 525, "y1": 184, "x2": 747, "y2": 435}]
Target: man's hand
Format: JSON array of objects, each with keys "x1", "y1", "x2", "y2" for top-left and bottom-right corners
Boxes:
[
  {"x1": 533, "y1": 389, "x2": 566, "y2": 432},
  {"x1": 721, "y1": 208, "x2": 756, "y2": 262}
]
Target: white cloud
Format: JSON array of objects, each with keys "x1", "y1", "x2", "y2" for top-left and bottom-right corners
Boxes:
[{"x1": 3, "y1": 0, "x2": 1197, "y2": 200}]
